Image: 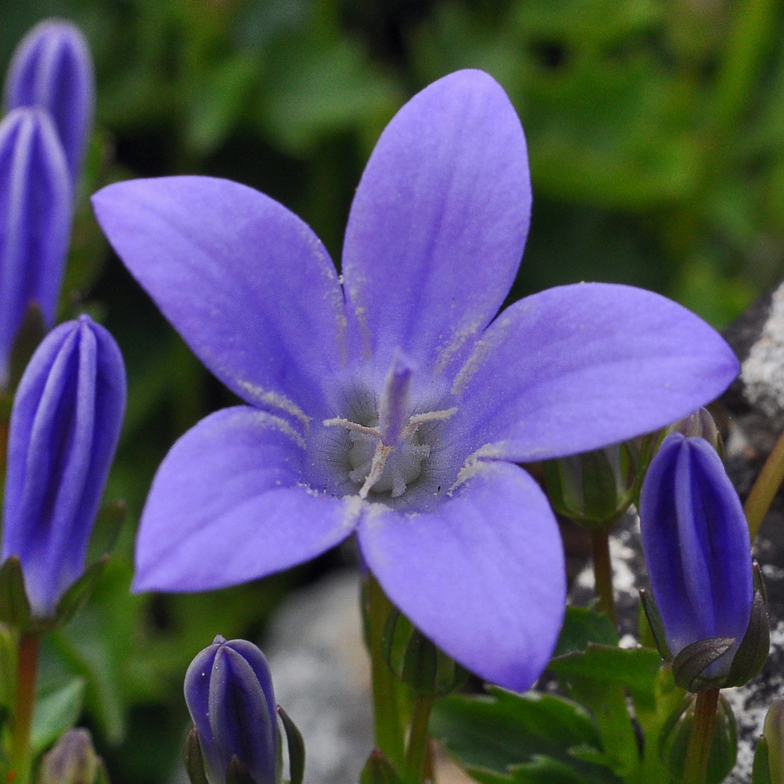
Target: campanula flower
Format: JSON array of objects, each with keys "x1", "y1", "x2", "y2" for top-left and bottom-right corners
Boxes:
[
  {"x1": 4, "y1": 19, "x2": 94, "y2": 182},
  {"x1": 0, "y1": 106, "x2": 72, "y2": 387},
  {"x1": 640, "y1": 434, "x2": 754, "y2": 683},
  {"x1": 0, "y1": 316, "x2": 126, "y2": 618},
  {"x1": 185, "y1": 636, "x2": 279, "y2": 784},
  {"x1": 92, "y1": 70, "x2": 739, "y2": 689}
]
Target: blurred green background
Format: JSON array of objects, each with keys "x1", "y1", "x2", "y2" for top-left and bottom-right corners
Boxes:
[{"x1": 1, "y1": 0, "x2": 782, "y2": 781}]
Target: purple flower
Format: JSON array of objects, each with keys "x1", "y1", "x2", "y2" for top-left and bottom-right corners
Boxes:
[
  {"x1": 0, "y1": 315, "x2": 126, "y2": 618},
  {"x1": 0, "y1": 106, "x2": 72, "y2": 386},
  {"x1": 640, "y1": 433, "x2": 753, "y2": 680},
  {"x1": 91, "y1": 70, "x2": 739, "y2": 690},
  {"x1": 185, "y1": 636, "x2": 278, "y2": 784},
  {"x1": 4, "y1": 19, "x2": 94, "y2": 182}
]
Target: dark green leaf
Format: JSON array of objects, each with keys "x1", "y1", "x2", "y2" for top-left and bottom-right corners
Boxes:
[{"x1": 552, "y1": 607, "x2": 618, "y2": 659}]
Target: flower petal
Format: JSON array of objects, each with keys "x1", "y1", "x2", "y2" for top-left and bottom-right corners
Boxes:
[
  {"x1": 342, "y1": 70, "x2": 531, "y2": 374},
  {"x1": 448, "y1": 283, "x2": 739, "y2": 461},
  {"x1": 133, "y1": 407, "x2": 360, "y2": 593},
  {"x1": 357, "y1": 461, "x2": 564, "y2": 690},
  {"x1": 92, "y1": 176, "x2": 347, "y2": 423}
]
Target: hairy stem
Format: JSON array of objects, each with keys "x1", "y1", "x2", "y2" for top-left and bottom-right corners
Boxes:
[
  {"x1": 591, "y1": 529, "x2": 616, "y2": 624},
  {"x1": 367, "y1": 575, "x2": 405, "y2": 770},
  {"x1": 405, "y1": 695, "x2": 434, "y2": 784},
  {"x1": 10, "y1": 632, "x2": 40, "y2": 784},
  {"x1": 682, "y1": 689, "x2": 720, "y2": 784}
]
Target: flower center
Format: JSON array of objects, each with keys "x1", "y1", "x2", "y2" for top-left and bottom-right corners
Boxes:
[{"x1": 323, "y1": 354, "x2": 456, "y2": 499}]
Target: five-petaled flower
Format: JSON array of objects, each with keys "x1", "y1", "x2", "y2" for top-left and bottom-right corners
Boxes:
[{"x1": 92, "y1": 70, "x2": 739, "y2": 690}]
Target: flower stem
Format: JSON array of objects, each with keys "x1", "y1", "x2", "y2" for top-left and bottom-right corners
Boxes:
[
  {"x1": 10, "y1": 632, "x2": 40, "y2": 784},
  {"x1": 405, "y1": 695, "x2": 434, "y2": 784},
  {"x1": 744, "y1": 426, "x2": 784, "y2": 539},
  {"x1": 367, "y1": 575, "x2": 405, "y2": 770},
  {"x1": 591, "y1": 528, "x2": 615, "y2": 624},
  {"x1": 682, "y1": 688, "x2": 720, "y2": 784}
]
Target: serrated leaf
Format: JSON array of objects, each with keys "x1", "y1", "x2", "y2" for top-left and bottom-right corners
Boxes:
[
  {"x1": 553, "y1": 607, "x2": 618, "y2": 659},
  {"x1": 549, "y1": 644, "x2": 662, "y2": 703},
  {"x1": 31, "y1": 677, "x2": 86, "y2": 756},
  {"x1": 431, "y1": 688, "x2": 619, "y2": 784}
]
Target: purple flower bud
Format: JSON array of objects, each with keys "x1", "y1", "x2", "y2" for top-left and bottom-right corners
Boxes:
[
  {"x1": 0, "y1": 106, "x2": 72, "y2": 386},
  {"x1": 0, "y1": 316, "x2": 126, "y2": 618},
  {"x1": 640, "y1": 433, "x2": 754, "y2": 682},
  {"x1": 185, "y1": 636, "x2": 279, "y2": 784},
  {"x1": 4, "y1": 19, "x2": 94, "y2": 182}
]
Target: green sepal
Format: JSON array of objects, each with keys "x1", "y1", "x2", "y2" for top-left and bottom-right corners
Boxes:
[
  {"x1": 383, "y1": 607, "x2": 469, "y2": 697},
  {"x1": 0, "y1": 555, "x2": 32, "y2": 630},
  {"x1": 184, "y1": 726, "x2": 211, "y2": 784},
  {"x1": 0, "y1": 622, "x2": 17, "y2": 716},
  {"x1": 8, "y1": 302, "x2": 47, "y2": 392},
  {"x1": 671, "y1": 637, "x2": 735, "y2": 692},
  {"x1": 639, "y1": 589, "x2": 671, "y2": 661},
  {"x1": 752, "y1": 736, "x2": 773, "y2": 784},
  {"x1": 226, "y1": 756, "x2": 256, "y2": 784},
  {"x1": 52, "y1": 556, "x2": 110, "y2": 629},
  {"x1": 359, "y1": 749, "x2": 402, "y2": 784},
  {"x1": 659, "y1": 693, "x2": 737, "y2": 784},
  {"x1": 724, "y1": 582, "x2": 769, "y2": 687},
  {"x1": 277, "y1": 705, "x2": 305, "y2": 784}
]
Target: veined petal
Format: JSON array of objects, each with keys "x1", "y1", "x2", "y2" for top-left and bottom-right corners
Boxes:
[
  {"x1": 133, "y1": 407, "x2": 361, "y2": 593},
  {"x1": 0, "y1": 107, "x2": 72, "y2": 384},
  {"x1": 342, "y1": 70, "x2": 530, "y2": 375},
  {"x1": 448, "y1": 283, "x2": 739, "y2": 462},
  {"x1": 2, "y1": 317, "x2": 125, "y2": 617},
  {"x1": 640, "y1": 434, "x2": 753, "y2": 655},
  {"x1": 4, "y1": 19, "x2": 94, "y2": 181},
  {"x1": 92, "y1": 176, "x2": 348, "y2": 424},
  {"x1": 357, "y1": 461, "x2": 565, "y2": 691}
]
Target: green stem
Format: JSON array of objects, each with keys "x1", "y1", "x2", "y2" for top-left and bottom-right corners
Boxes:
[
  {"x1": 367, "y1": 575, "x2": 405, "y2": 770},
  {"x1": 682, "y1": 689, "x2": 720, "y2": 784},
  {"x1": 10, "y1": 632, "x2": 40, "y2": 784},
  {"x1": 744, "y1": 427, "x2": 784, "y2": 539},
  {"x1": 405, "y1": 695, "x2": 434, "y2": 784},
  {"x1": 591, "y1": 528, "x2": 615, "y2": 624}
]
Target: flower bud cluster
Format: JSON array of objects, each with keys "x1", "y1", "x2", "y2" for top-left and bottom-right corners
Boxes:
[{"x1": 0, "y1": 20, "x2": 94, "y2": 386}]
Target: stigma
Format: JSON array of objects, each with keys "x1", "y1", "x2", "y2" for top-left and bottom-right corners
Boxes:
[{"x1": 324, "y1": 354, "x2": 456, "y2": 499}]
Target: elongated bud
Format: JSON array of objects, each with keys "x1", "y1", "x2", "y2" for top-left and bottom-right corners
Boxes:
[
  {"x1": 0, "y1": 316, "x2": 126, "y2": 618},
  {"x1": 4, "y1": 19, "x2": 94, "y2": 181},
  {"x1": 640, "y1": 434, "x2": 759, "y2": 688},
  {"x1": 383, "y1": 607, "x2": 468, "y2": 696},
  {"x1": 184, "y1": 636, "x2": 282, "y2": 784},
  {"x1": 659, "y1": 694, "x2": 737, "y2": 784},
  {"x1": 543, "y1": 439, "x2": 640, "y2": 529},
  {"x1": 0, "y1": 107, "x2": 71, "y2": 386},
  {"x1": 37, "y1": 728, "x2": 109, "y2": 784}
]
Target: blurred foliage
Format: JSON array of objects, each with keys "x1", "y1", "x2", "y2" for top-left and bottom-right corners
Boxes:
[{"x1": 1, "y1": 0, "x2": 783, "y2": 782}]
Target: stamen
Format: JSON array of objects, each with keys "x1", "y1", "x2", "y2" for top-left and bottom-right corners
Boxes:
[
  {"x1": 323, "y1": 417, "x2": 380, "y2": 438},
  {"x1": 359, "y1": 442, "x2": 393, "y2": 498},
  {"x1": 402, "y1": 407, "x2": 458, "y2": 440}
]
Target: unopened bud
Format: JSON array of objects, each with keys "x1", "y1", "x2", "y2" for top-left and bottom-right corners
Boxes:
[
  {"x1": 662, "y1": 408, "x2": 723, "y2": 457},
  {"x1": 659, "y1": 694, "x2": 737, "y2": 784},
  {"x1": 37, "y1": 728, "x2": 108, "y2": 784},
  {"x1": 384, "y1": 608, "x2": 468, "y2": 696},
  {"x1": 543, "y1": 440, "x2": 641, "y2": 529}
]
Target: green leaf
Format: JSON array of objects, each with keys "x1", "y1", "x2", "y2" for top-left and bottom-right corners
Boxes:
[
  {"x1": 553, "y1": 607, "x2": 618, "y2": 659},
  {"x1": 31, "y1": 677, "x2": 86, "y2": 756},
  {"x1": 549, "y1": 644, "x2": 662, "y2": 704},
  {"x1": 752, "y1": 736, "x2": 772, "y2": 784},
  {"x1": 431, "y1": 688, "x2": 619, "y2": 784}
]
